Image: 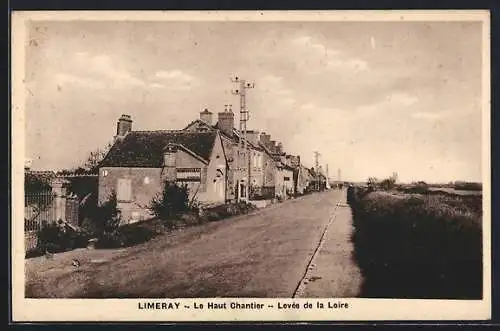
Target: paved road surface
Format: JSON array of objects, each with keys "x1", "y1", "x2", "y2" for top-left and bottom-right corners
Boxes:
[{"x1": 25, "y1": 189, "x2": 362, "y2": 298}]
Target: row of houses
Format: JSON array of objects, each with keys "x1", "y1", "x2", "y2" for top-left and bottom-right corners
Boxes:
[{"x1": 98, "y1": 109, "x2": 327, "y2": 223}]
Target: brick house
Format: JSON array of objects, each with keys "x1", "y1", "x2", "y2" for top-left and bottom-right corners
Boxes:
[{"x1": 98, "y1": 115, "x2": 228, "y2": 224}]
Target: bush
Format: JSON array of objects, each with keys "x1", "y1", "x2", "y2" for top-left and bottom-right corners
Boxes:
[
  {"x1": 94, "y1": 224, "x2": 156, "y2": 249},
  {"x1": 149, "y1": 181, "x2": 190, "y2": 226},
  {"x1": 81, "y1": 191, "x2": 121, "y2": 236},
  {"x1": 34, "y1": 220, "x2": 90, "y2": 255},
  {"x1": 454, "y1": 181, "x2": 482, "y2": 191},
  {"x1": 200, "y1": 202, "x2": 258, "y2": 222},
  {"x1": 348, "y1": 188, "x2": 482, "y2": 299}
]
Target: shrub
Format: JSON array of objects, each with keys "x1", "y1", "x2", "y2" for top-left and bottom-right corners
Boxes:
[
  {"x1": 35, "y1": 219, "x2": 90, "y2": 255},
  {"x1": 81, "y1": 191, "x2": 120, "y2": 236},
  {"x1": 99, "y1": 191, "x2": 121, "y2": 233},
  {"x1": 454, "y1": 181, "x2": 482, "y2": 191},
  {"x1": 200, "y1": 201, "x2": 258, "y2": 222},
  {"x1": 24, "y1": 173, "x2": 52, "y2": 194},
  {"x1": 95, "y1": 224, "x2": 156, "y2": 249},
  {"x1": 380, "y1": 178, "x2": 396, "y2": 190},
  {"x1": 148, "y1": 181, "x2": 190, "y2": 225}
]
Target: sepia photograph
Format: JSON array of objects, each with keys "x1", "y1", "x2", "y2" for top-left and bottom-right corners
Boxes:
[{"x1": 11, "y1": 10, "x2": 491, "y2": 321}]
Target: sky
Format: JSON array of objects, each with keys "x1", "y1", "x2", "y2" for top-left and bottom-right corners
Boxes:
[{"x1": 23, "y1": 20, "x2": 484, "y2": 183}]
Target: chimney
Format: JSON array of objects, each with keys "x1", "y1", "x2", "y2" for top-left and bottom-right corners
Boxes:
[
  {"x1": 116, "y1": 114, "x2": 133, "y2": 137},
  {"x1": 217, "y1": 108, "x2": 234, "y2": 137},
  {"x1": 260, "y1": 133, "x2": 271, "y2": 147},
  {"x1": 246, "y1": 130, "x2": 260, "y2": 146},
  {"x1": 200, "y1": 108, "x2": 213, "y2": 125},
  {"x1": 162, "y1": 144, "x2": 177, "y2": 182},
  {"x1": 277, "y1": 142, "x2": 283, "y2": 154},
  {"x1": 270, "y1": 140, "x2": 277, "y2": 153}
]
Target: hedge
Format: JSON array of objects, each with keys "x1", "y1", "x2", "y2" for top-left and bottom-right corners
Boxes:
[{"x1": 347, "y1": 186, "x2": 482, "y2": 299}]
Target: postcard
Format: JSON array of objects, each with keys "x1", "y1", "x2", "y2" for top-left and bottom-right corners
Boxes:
[{"x1": 11, "y1": 10, "x2": 491, "y2": 322}]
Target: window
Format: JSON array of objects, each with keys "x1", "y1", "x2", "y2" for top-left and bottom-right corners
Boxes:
[
  {"x1": 102, "y1": 169, "x2": 108, "y2": 177},
  {"x1": 177, "y1": 168, "x2": 202, "y2": 182},
  {"x1": 117, "y1": 178, "x2": 132, "y2": 202}
]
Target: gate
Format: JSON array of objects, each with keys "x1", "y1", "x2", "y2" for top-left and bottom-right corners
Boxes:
[
  {"x1": 24, "y1": 189, "x2": 81, "y2": 252},
  {"x1": 24, "y1": 191, "x2": 56, "y2": 251}
]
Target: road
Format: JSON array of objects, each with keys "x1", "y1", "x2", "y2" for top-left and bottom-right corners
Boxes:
[{"x1": 25, "y1": 189, "x2": 362, "y2": 298}]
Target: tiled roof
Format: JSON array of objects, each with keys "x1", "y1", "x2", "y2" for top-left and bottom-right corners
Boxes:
[
  {"x1": 100, "y1": 131, "x2": 217, "y2": 168},
  {"x1": 188, "y1": 119, "x2": 263, "y2": 151}
]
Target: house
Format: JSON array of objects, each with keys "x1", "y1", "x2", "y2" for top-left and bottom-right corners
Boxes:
[
  {"x1": 184, "y1": 108, "x2": 265, "y2": 202},
  {"x1": 295, "y1": 164, "x2": 314, "y2": 195},
  {"x1": 98, "y1": 114, "x2": 228, "y2": 224},
  {"x1": 184, "y1": 107, "x2": 312, "y2": 201},
  {"x1": 307, "y1": 167, "x2": 327, "y2": 192},
  {"x1": 258, "y1": 132, "x2": 300, "y2": 199},
  {"x1": 275, "y1": 161, "x2": 295, "y2": 199}
]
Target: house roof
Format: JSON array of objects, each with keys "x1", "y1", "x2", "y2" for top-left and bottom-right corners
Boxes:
[
  {"x1": 186, "y1": 119, "x2": 264, "y2": 151},
  {"x1": 100, "y1": 130, "x2": 217, "y2": 168}
]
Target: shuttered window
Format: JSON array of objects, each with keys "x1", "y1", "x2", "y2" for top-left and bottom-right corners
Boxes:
[{"x1": 117, "y1": 178, "x2": 132, "y2": 202}]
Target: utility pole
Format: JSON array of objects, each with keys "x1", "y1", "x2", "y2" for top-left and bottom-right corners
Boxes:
[
  {"x1": 314, "y1": 151, "x2": 321, "y2": 191},
  {"x1": 231, "y1": 76, "x2": 255, "y2": 202},
  {"x1": 326, "y1": 164, "x2": 331, "y2": 189}
]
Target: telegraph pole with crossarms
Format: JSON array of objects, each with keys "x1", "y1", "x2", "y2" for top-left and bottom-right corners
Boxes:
[{"x1": 231, "y1": 76, "x2": 255, "y2": 201}]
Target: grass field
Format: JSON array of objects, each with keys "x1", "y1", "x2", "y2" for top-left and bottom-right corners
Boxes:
[{"x1": 347, "y1": 186, "x2": 482, "y2": 299}]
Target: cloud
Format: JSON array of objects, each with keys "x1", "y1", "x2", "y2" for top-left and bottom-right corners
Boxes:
[
  {"x1": 327, "y1": 58, "x2": 369, "y2": 72},
  {"x1": 345, "y1": 92, "x2": 419, "y2": 120},
  {"x1": 291, "y1": 35, "x2": 369, "y2": 73},
  {"x1": 154, "y1": 70, "x2": 199, "y2": 91},
  {"x1": 260, "y1": 75, "x2": 293, "y2": 95},
  {"x1": 73, "y1": 52, "x2": 146, "y2": 88},
  {"x1": 291, "y1": 36, "x2": 340, "y2": 58},
  {"x1": 411, "y1": 110, "x2": 458, "y2": 120},
  {"x1": 55, "y1": 73, "x2": 106, "y2": 89},
  {"x1": 54, "y1": 52, "x2": 151, "y2": 89},
  {"x1": 155, "y1": 70, "x2": 195, "y2": 82},
  {"x1": 386, "y1": 93, "x2": 419, "y2": 107},
  {"x1": 412, "y1": 112, "x2": 443, "y2": 120},
  {"x1": 149, "y1": 83, "x2": 166, "y2": 89}
]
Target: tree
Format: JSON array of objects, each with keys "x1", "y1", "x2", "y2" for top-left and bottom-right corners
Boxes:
[
  {"x1": 83, "y1": 142, "x2": 113, "y2": 172},
  {"x1": 57, "y1": 142, "x2": 112, "y2": 176},
  {"x1": 367, "y1": 177, "x2": 378, "y2": 186},
  {"x1": 380, "y1": 177, "x2": 396, "y2": 190}
]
